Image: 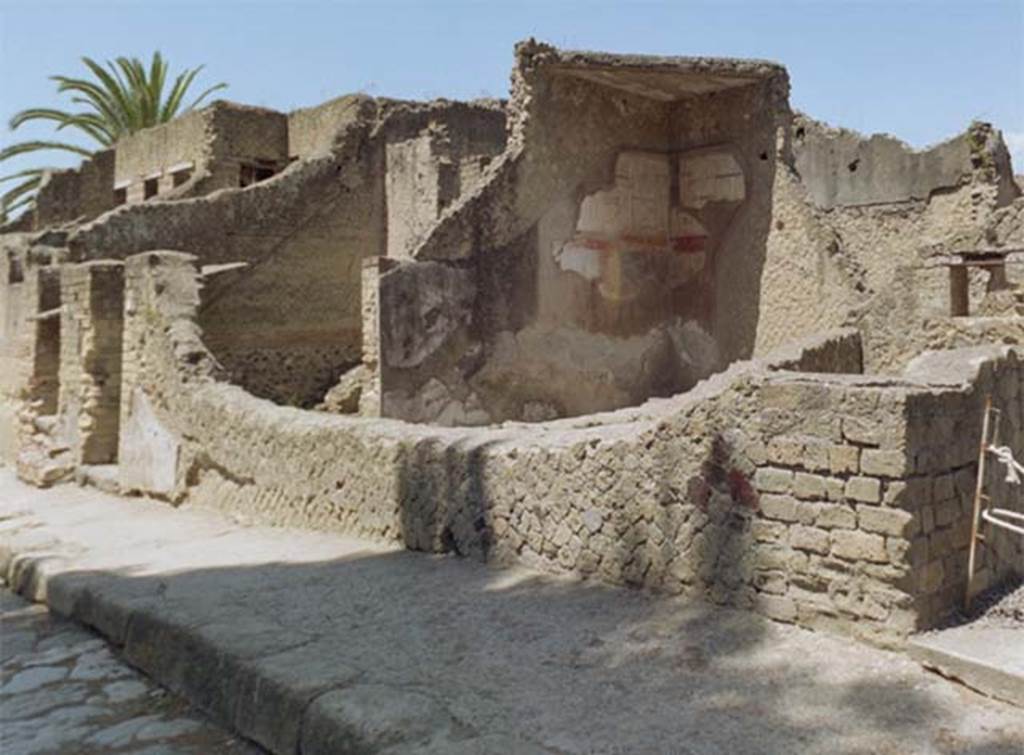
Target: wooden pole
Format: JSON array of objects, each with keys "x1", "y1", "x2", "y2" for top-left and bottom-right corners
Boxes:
[
  {"x1": 965, "y1": 395, "x2": 992, "y2": 612},
  {"x1": 950, "y1": 265, "x2": 970, "y2": 316}
]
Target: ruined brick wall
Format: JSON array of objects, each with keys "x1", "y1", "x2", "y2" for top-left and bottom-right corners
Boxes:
[
  {"x1": 0, "y1": 237, "x2": 34, "y2": 459},
  {"x1": 203, "y1": 103, "x2": 289, "y2": 190},
  {"x1": 114, "y1": 109, "x2": 211, "y2": 201},
  {"x1": 71, "y1": 106, "x2": 386, "y2": 408},
  {"x1": 754, "y1": 117, "x2": 1021, "y2": 374},
  {"x1": 113, "y1": 102, "x2": 289, "y2": 202},
  {"x1": 26, "y1": 150, "x2": 116, "y2": 232},
  {"x1": 288, "y1": 95, "x2": 375, "y2": 159},
  {"x1": 116, "y1": 249, "x2": 1019, "y2": 645},
  {"x1": 384, "y1": 102, "x2": 506, "y2": 259},
  {"x1": 56, "y1": 262, "x2": 124, "y2": 465},
  {"x1": 669, "y1": 81, "x2": 785, "y2": 366},
  {"x1": 902, "y1": 348, "x2": 1023, "y2": 622},
  {"x1": 370, "y1": 47, "x2": 791, "y2": 425}
]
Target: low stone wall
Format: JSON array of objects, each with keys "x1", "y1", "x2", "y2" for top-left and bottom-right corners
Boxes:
[{"x1": 118, "y1": 250, "x2": 1024, "y2": 646}]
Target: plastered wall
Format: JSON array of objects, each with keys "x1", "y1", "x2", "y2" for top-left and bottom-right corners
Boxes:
[{"x1": 369, "y1": 49, "x2": 791, "y2": 426}]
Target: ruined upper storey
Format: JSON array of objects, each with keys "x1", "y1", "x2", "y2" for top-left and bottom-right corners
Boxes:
[
  {"x1": 21, "y1": 94, "x2": 508, "y2": 235},
  {"x1": 3, "y1": 41, "x2": 1021, "y2": 425}
]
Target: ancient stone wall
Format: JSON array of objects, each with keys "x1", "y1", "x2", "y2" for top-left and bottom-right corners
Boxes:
[
  {"x1": 367, "y1": 45, "x2": 791, "y2": 425},
  {"x1": 56, "y1": 261, "x2": 124, "y2": 465},
  {"x1": 752, "y1": 118, "x2": 1021, "y2": 373},
  {"x1": 33, "y1": 150, "x2": 116, "y2": 230},
  {"x1": 114, "y1": 109, "x2": 210, "y2": 202},
  {"x1": 288, "y1": 95, "x2": 377, "y2": 159},
  {"x1": 203, "y1": 103, "x2": 290, "y2": 190},
  {"x1": 384, "y1": 102, "x2": 506, "y2": 259},
  {"x1": 69, "y1": 104, "x2": 386, "y2": 407},
  {"x1": 0, "y1": 236, "x2": 34, "y2": 459},
  {"x1": 669, "y1": 82, "x2": 783, "y2": 364},
  {"x1": 113, "y1": 102, "x2": 289, "y2": 203},
  {"x1": 116, "y1": 249, "x2": 1022, "y2": 645}
]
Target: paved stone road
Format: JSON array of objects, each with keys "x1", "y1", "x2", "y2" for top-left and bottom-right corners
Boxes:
[
  {"x1": 2, "y1": 471, "x2": 1023, "y2": 754},
  {"x1": 1, "y1": 587, "x2": 262, "y2": 755}
]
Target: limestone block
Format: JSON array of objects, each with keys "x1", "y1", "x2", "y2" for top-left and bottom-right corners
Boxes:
[
  {"x1": 845, "y1": 476, "x2": 881, "y2": 504},
  {"x1": 859, "y1": 449, "x2": 909, "y2": 478},
  {"x1": 755, "y1": 593, "x2": 797, "y2": 622},
  {"x1": 830, "y1": 530, "x2": 888, "y2": 563},
  {"x1": 750, "y1": 519, "x2": 786, "y2": 542},
  {"x1": 753, "y1": 544, "x2": 806, "y2": 572},
  {"x1": 792, "y1": 472, "x2": 827, "y2": 500},
  {"x1": 767, "y1": 437, "x2": 804, "y2": 467},
  {"x1": 858, "y1": 507, "x2": 915, "y2": 537},
  {"x1": 789, "y1": 525, "x2": 830, "y2": 555},
  {"x1": 752, "y1": 570, "x2": 788, "y2": 595},
  {"x1": 815, "y1": 504, "x2": 857, "y2": 530},
  {"x1": 118, "y1": 388, "x2": 180, "y2": 497},
  {"x1": 759, "y1": 494, "x2": 800, "y2": 522},
  {"x1": 753, "y1": 467, "x2": 793, "y2": 494},
  {"x1": 828, "y1": 445, "x2": 860, "y2": 475},
  {"x1": 824, "y1": 477, "x2": 846, "y2": 501}
]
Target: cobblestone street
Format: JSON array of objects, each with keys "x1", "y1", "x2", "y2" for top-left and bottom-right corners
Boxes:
[{"x1": 1, "y1": 587, "x2": 262, "y2": 755}]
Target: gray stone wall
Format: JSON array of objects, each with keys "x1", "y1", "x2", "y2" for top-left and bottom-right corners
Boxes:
[{"x1": 118, "y1": 250, "x2": 1022, "y2": 645}]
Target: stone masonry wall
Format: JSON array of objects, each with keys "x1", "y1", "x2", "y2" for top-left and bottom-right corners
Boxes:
[
  {"x1": 0, "y1": 238, "x2": 32, "y2": 459},
  {"x1": 57, "y1": 262, "x2": 124, "y2": 465},
  {"x1": 115, "y1": 250, "x2": 1024, "y2": 646},
  {"x1": 71, "y1": 103, "x2": 387, "y2": 408}
]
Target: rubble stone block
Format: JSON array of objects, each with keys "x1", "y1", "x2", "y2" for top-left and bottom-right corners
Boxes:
[{"x1": 755, "y1": 593, "x2": 797, "y2": 622}]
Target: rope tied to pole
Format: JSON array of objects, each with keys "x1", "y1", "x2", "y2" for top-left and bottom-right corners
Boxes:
[{"x1": 987, "y1": 444, "x2": 1024, "y2": 485}]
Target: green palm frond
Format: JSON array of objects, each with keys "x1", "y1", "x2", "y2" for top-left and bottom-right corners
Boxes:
[
  {"x1": 4, "y1": 51, "x2": 227, "y2": 220},
  {"x1": 1, "y1": 140, "x2": 94, "y2": 161},
  {"x1": 0, "y1": 168, "x2": 46, "y2": 185},
  {"x1": 1, "y1": 173, "x2": 43, "y2": 209},
  {"x1": 183, "y1": 80, "x2": 228, "y2": 112}
]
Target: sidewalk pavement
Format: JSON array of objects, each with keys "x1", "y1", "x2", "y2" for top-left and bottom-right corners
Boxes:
[{"x1": 1, "y1": 467, "x2": 1022, "y2": 754}]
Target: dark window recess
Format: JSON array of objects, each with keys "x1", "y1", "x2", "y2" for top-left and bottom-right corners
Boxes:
[
  {"x1": 7, "y1": 254, "x2": 24, "y2": 284},
  {"x1": 239, "y1": 162, "x2": 277, "y2": 188},
  {"x1": 113, "y1": 187, "x2": 127, "y2": 206},
  {"x1": 171, "y1": 168, "x2": 193, "y2": 187},
  {"x1": 143, "y1": 177, "x2": 159, "y2": 200}
]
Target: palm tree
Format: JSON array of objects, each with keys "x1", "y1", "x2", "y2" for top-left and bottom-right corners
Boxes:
[{"x1": 1, "y1": 52, "x2": 226, "y2": 222}]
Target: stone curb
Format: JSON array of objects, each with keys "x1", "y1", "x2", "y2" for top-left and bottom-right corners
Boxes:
[
  {"x1": 3, "y1": 474, "x2": 1023, "y2": 754},
  {"x1": 908, "y1": 629, "x2": 1024, "y2": 709},
  {"x1": 0, "y1": 537, "x2": 538, "y2": 754}
]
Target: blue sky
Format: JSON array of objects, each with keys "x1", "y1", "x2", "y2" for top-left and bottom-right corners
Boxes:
[{"x1": 1, "y1": 0, "x2": 1022, "y2": 177}]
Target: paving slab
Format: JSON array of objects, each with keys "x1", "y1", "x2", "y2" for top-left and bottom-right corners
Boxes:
[
  {"x1": 1, "y1": 466, "x2": 1023, "y2": 754},
  {"x1": 909, "y1": 626, "x2": 1024, "y2": 708},
  {"x1": 0, "y1": 586, "x2": 262, "y2": 754}
]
